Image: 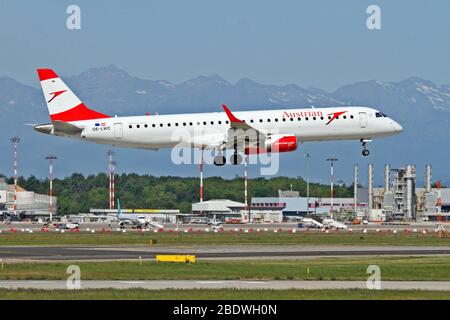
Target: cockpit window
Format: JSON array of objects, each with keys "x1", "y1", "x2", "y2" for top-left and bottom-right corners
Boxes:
[{"x1": 376, "y1": 112, "x2": 388, "y2": 118}]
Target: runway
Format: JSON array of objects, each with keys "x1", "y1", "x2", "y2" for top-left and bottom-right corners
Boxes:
[
  {"x1": 0, "y1": 245, "x2": 449, "y2": 261},
  {"x1": 0, "y1": 280, "x2": 449, "y2": 291}
]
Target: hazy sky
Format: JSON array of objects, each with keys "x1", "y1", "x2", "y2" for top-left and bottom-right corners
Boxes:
[{"x1": 1, "y1": 0, "x2": 449, "y2": 91}]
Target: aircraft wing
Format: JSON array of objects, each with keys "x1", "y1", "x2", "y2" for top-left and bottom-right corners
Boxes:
[{"x1": 221, "y1": 104, "x2": 266, "y2": 151}]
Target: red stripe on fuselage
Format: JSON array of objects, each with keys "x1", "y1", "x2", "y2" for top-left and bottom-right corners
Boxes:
[{"x1": 50, "y1": 103, "x2": 110, "y2": 122}]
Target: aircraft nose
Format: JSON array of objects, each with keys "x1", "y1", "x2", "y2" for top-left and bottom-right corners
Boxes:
[{"x1": 391, "y1": 120, "x2": 403, "y2": 133}]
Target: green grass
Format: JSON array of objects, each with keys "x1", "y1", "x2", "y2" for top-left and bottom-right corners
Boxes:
[
  {"x1": 0, "y1": 288, "x2": 449, "y2": 300},
  {"x1": 1, "y1": 256, "x2": 449, "y2": 281},
  {"x1": 0, "y1": 231, "x2": 448, "y2": 246}
]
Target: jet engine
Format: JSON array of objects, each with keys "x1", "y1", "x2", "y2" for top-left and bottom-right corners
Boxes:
[{"x1": 245, "y1": 134, "x2": 297, "y2": 154}]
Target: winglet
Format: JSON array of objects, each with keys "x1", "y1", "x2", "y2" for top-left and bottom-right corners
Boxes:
[{"x1": 222, "y1": 104, "x2": 243, "y2": 123}]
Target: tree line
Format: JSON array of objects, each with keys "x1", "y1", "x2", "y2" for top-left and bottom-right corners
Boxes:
[{"x1": 2, "y1": 174, "x2": 353, "y2": 215}]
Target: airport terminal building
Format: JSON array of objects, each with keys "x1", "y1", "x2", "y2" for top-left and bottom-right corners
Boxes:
[
  {"x1": 0, "y1": 177, "x2": 56, "y2": 220},
  {"x1": 191, "y1": 199, "x2": 283, "y2": 223}
]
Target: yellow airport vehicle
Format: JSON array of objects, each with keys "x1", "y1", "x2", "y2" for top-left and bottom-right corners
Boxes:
[{"x1": 155, "y1": 255, "x2": 196, "y2": 264}]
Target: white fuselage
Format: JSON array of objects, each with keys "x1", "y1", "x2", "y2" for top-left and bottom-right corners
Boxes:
[
  {"x1": 34, "y1": 69, "x2": 403, "y2": 155},
  {"x1": 69, "y1": 106, "x2": 402, "y2": 150}
]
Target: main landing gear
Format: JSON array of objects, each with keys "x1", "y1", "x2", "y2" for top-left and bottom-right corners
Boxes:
[
  {"x1": 361, "y1": 138, "x2": 371, "y2": 156},
  {"x1": 213, "y1": 154, "x2": 226, "y2": 166},
  {"x1": 230, "y1": 152, "x2": 242, "y2": 165},
  {"x1": 214, "y1": 137, "x2": 243, "y2": 166},
  {"x1": 213, "y1": 152, "x2": 243, "y2": 166}
]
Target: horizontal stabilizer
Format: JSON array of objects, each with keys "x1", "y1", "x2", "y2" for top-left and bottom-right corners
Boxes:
[
  {"x1": 34, "y1": 121, "x2": 82, "y2": 136},
  {"x1": 52, "y1": 121, "x2": 83, "y2": 134}
]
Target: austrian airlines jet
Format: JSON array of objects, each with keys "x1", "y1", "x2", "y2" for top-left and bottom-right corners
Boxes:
[{"x1": 34, "y1": 69, "x2": 403, "y2": 165}]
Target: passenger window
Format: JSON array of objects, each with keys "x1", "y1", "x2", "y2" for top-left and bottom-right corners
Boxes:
[
  {"x1": 218, "y1": 121, "x2": 222, "y2": 124},
  {"x1": 259, "y1": 119, "x2": 263, "y2": 123},
  {"x1": 267, "y1": 119, "x2": 271, "y2": 122},
  {"x1": 290, "y1": 118, "x2": 293, "y2": 121},
  {"x1": 320, "y1": 117, "x2": 324, "y2": 120},
  {"x1": 129, "y1": 125, "x2": 132, "y2": 129},
  {"x1": 350, "y1": 115, "x2": 354, "y2": 119},
  {"x1": 183, "y1": 122, "x2": 186, "y2": 126},
  {"x1": 167, "y1": 123, "x2": 171, "y2": 127},
  {"x1": 305, "y1": 117, "x2": 309, "y2": 121},
  {"x1": 144, "y1": 124, "x2": 148, "y2": 128},
  {"x1": 152, "y1": 124, "x2": 156, "y2": 127},
  {"x1": 137, "y1": 125, "x2": 140, "y2": 128},
  {"x1": 189, "y1": 122, "x2": 193, "y2": 126},
  {"x1": 274, "y1": 118, "x2": 278, "y2": 122},
  {"x1": 203, "y1": 121, "x2": 207, "y2": 125},
  {"x1": 297, "y1": 118, "x2": 301, "y2": 121},
  {"x1": 225, "y1": 120, "x2": 229, "y2": 124},
  {"x1": 175, "y1": 123, "x2": 179, "y2": 126},
  {"x1": 211, "y1": 121, "x2": 214, "y2": 125},
  {"x1": 282, "y1": 118, "x2": 286, "y2": 122},
  {"x1": 160, "y1": 123, "x2": 163, "y2": 127},
  {"x1": 313, "y1": 117, "x2": 316, "y2": 120}
]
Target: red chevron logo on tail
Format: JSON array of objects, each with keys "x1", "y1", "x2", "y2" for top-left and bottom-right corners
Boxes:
[{"x1": 47, "y1": 90, "x2": 67, "y2": 103}]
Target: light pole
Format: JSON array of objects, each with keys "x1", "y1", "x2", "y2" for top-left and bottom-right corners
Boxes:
[
  {"x1": 244, "y1": 152, "x2": 249, "y2": 222},
  {"x1": 107, "y1": 150, "x2": 115, "y2": 210},
  {"x1": 111, "y1": 160, "x2": 116, "y2": 210},
  {"x1": 337, "y1": 179, "x2": 345, "y2": 213},
  {"x1": 11, "y1": 137, "x2": 20, "y2": 216},
  {"x1": 199, "y1": 148, "x2": 204, "y2": 203},
  {"x1": 305, "y1": 153, "x2": 311, "y2": 216},
  {"x1": 326, "y1": 157, "x2": 338, "y2": 215},
  {"x1": 45, "y1": 155, "x2": 57, "y2": 222}
]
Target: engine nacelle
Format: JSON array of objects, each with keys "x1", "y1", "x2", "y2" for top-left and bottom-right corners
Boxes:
[{"x1": 245, "y1": 135, "x2": 297, "y2": 154}]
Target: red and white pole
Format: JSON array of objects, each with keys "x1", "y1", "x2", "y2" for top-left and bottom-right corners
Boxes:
[
  {"x1": 111, "y1": 160, "x2": 116, "y2": 210},
  {"x1": 45, "y1": 155, "x2": 57, "y2": 222},
  {"x1": 199, "y1": 148, "x2": 203, "y2": 203},
  {"x1": 108, "y1": 150, "x2": 114, "y2": 209},
  {"x1": 11, "y1": 137, "x2": 20, "y2": 216},
  {"x1": 244, "y1": 153, "x2": 248, "y2": 222},
  {"x1": 49, "y1": 159, "x2": 53, "y2": 221}
]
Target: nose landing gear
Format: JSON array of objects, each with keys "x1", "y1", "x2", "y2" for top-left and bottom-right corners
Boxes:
[{"x1": 361, "y1": 139, "x2": 371, "y2": 156}]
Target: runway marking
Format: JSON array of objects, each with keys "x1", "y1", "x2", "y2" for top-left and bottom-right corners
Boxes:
[{"x1": 196, "y1": 281, "x2": 226, "y2": 284}]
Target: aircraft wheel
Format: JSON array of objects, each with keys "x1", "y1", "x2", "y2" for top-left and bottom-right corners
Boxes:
[
  {"x1": 362, "y1": 149, "x2": 370, "y2": 156},
  {"x1": 230, "y1": 153, "x2": 242, "y2": 165},
  {"x1": 213, "y1": 155, "x2": 226, "y2": 166}
]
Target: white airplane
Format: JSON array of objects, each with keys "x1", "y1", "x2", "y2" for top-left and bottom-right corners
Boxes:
[
  {"x1": 116, "y1": 198, "x2": 163, "y2": 229},
  {"x1": 34, "y1": 69, "x2": 403, "y2": 164}
]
